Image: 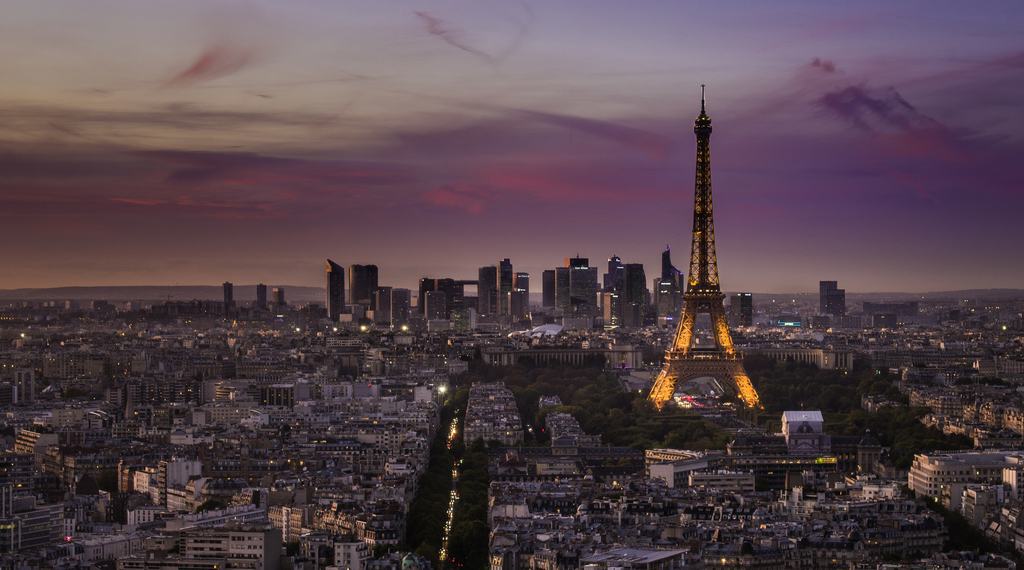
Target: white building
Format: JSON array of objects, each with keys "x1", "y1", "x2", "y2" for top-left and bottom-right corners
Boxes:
[
  {"x1": 908, "y1": 451, "x2": 1014, "y2": 501},
  {"x1": 333, "y1": 540, "x2": 369, "y2": 570}
]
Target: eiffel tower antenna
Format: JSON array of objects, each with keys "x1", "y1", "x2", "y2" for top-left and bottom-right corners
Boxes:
[{"x1": 649, "y1": 88, "x2": 761, "y2": 410}]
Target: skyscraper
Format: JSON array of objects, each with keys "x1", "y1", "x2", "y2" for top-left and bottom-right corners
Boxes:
[
  {"x1": 654, "y1": 277, "x2": 680, "y2": 323},
  {"x1": 621, "y1": 263, "x2": 647, "y2": 327},
  {"x1": 602, "y1": 290, "x2": 621, "y2": 327},
  {"x1": 555, "y1": 267, "x2": 571, "y2": 311},
  {"x1": 222, "y1": 282, "x2": 233, "y2": 316},
  {"x1": 419, "y1": 278, "x2": 464, "y2": 318},
  {"x1": 272, "y1": 287, "x2": 285, "y2": 308},
  {"x1": 542, "y1": 270, "x2": 556, "y2": 308},
  {"x1": 424, "y1": 291, "x2": 448, "y2": 321},
  {"x1": 374, "y1": 286, "x2": 392, "y2": 325},
  {"x1": 418, "y1": 278, "x2": 434, "y2": 315},
  {"x1": 513, "y1": 272, "x2": 529, "y2": 301},
  {"x1": 731, "y1": 293, "x2": 753, "y2": 327},
  {"x1": 819, "y1": 281, "x2": 846, "y2": 316},
  {"x1": 662, "y1": 246, "x2": 681, "y2": 282},
  {"x1": 656, "y1": 246, "x2": 683, "y2": 324},
  {"x1": 326, "y1": 259, "x2": 345, "y2": 321},
  {"x1": 349, "y1": 264, "x2": 379, "y2": 309},
  {"x1": 508, "y1": 290, "x2": 527, "y2": 320},
  {"x1": 604, "y1": 255, "x2": 623, "y2": 290},
  {"x1": 557, "y1": 257, "x2": 598, "y2": 318},
  {"x1": 478, "y1": 266, "x2": 497, "y2": 315},
  {"x1": 391, "y1": 289, "x2": 411, "y2": 328},
  {"x1": 498, "y1": 259, "x2": 514, "y2": 315},
  {"x1": 256, "y1": 284, "x2": 267, "y2": 310}
]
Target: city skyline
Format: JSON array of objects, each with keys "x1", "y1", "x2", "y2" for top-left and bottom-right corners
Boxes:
[{"x1": 2, "y1": 1, "x2": 1023, "y2": 293}]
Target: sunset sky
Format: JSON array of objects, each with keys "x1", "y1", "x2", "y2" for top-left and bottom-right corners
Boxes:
[{"x1": 2, "y1": 1, "x2": 1023, "y2": 293}]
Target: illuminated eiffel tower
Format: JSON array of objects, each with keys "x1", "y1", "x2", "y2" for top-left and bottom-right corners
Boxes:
[{"x1": 648, "y1": 87, "x2": 761, "y2": 410}]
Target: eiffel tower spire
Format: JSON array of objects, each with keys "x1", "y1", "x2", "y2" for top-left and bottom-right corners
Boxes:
[
  {"x1": 688, "y1": 83, "x2": 719, "y2": 295},
  {"x1": 649, "y1": 89, "x2": 761, "y2": 410}
]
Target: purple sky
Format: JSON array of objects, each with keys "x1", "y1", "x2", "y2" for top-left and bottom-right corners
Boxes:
[{"x1": 2, "y1": 1, "x2": 1023, "y2": 293}]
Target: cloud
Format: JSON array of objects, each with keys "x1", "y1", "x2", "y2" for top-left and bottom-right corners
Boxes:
[
  {"x1": 516, "y1": 110, "x2": 677, "y2": 161},
  {"x1": 818, "y1": 85, "x2": 939, "y2": 133},
  {"x1": 420, "y1": 183, "x2": 493, "y2": 214},
  {"x1": 109, "y1": 195, "x2": 279, "y2": 219},
  {"x1": 0, "y1": 103, "x2": 341, "y2": 150},
  {"x1": 882, "y1": 168, "x2": 941, "y2": 206},
  {"x1": 415, "y1": 5, "x2": 533, "y2": 64},
  {"x1": 815, "y1": 84, "x2": 970, "y2": 163},
  {"x1": 809, "y1": 57, "x2": 836, "y2": 73},
  {"x1": 161, "y1": 44, "x2": 260, "y2": 88},
  {"x1": 133, "y1": 150, "x2": 413, "y2": 194},
  {"x1": 416, "y1": 11, "x2": 495, "y2": 63}
]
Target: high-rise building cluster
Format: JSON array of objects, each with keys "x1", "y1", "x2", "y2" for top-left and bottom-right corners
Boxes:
[
  {"x1": 537, "y1": 255, "x2": 663, "y2": 330},
  {"x1": 324, "y1": 260, "x2": 412, "y2": 330},
  {"x1": 314, "y1": 246, "x2": 761, "y2": 333},
  {"x1": 820, "y1": 280, "x2": 847, "y2": 317},
  {"x1": 320, "y1": 253, "x2": 689, "y2": 332},
  {"x1": 217, "y1": 282, "x2": 282, "y2": 316}
]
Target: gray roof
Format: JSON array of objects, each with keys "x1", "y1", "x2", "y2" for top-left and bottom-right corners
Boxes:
[{"x1": 783, "y1": 411, "x2": 824, "y2": 423}]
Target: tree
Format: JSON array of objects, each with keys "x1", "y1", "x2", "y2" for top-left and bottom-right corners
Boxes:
[
  {"x1": 196, "y1": 499, "x2": 226, "y2": 512},
  {"x1": 96, "y1": 469, "x2": 119, "y2": 494}
]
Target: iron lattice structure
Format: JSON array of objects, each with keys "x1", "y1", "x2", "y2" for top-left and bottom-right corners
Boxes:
[{"x1": 649, "y1": 89, "x2": 761, "y2": 410}]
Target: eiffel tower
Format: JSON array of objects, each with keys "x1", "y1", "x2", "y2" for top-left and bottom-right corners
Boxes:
[{"x1": 648, "y1": 87, "x2": 761, "y2": 410}]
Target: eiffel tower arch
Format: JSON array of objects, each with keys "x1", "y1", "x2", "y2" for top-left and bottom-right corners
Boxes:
[{"x1": 649, "y1": 87, "x2": 761, "y2": 410}]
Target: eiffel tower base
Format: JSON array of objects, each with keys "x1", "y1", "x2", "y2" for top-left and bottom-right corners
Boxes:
[{"x1": 649, "y1": 355, "x2": 760, "y2": 410}]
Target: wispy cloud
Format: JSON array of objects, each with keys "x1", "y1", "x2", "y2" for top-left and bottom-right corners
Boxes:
[
  {"x1": 415, "y1": 5, "x2": 533, "y2": 64},
  {"x1": 161, "y1": 43, "x2": 261, "y2": 88},
  {"x1": 516, "y1": 109, "x2": 676, "y2": 161},
  {"x1": 420, "y1": 183, "x2": 493, "y2": 214},
  {"x1": 819, "y1": 85, "x2": 938, "y2": 133},
  {"x1": 416, "y1": 11, "x2": 495, "y2": 63}
]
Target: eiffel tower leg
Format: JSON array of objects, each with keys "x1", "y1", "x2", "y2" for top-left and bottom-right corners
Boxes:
[
  {"x1": 728, "y1": 366, "x2": 761, "y2": 409},
  {"x1": 672, "y1": 300, "x2": 697, "y2": 356},
  {"x1": 709, "y1": 305, "x2": 736, "y2": 356},
  {"x1": 649, "y1": 368, "x2": 675, "y2": 410}
]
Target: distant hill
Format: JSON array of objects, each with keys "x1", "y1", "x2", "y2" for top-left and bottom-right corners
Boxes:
[
  {"x1": 0, "y1": 285, "x2": 324, "y2": 303},
  {"x1": 845, "y1": 289, "x2": 1024, "y2": 301},
  {"x1": 742, "y1": 289, "x2": 1024, "y2": 302},
  {"x1": 1, "y1": 286, "x2": 1021, "y2": 305}
]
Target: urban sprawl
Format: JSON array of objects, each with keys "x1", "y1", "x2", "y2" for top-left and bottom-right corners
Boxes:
[{"x1": 0, "y1": 265, "x2": 1022, "y2": 570}]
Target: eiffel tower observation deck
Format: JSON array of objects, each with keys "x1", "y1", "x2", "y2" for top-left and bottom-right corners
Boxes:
[{"x1": 648, "y1": 87, "x2": 761, "y2": 410}]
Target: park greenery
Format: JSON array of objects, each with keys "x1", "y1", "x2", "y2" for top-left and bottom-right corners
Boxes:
[
  {"x1": 405, "y1": 404, "x2": 457, "y2": 566},
  {"x1": 449, "y1": 353, "x2": 972, "y2": 460},
  {"x1": 404, "y1": 352, "x2": 975, "y2": 562},
  {"x1": 405, "y1": 385, "x2": 490, "y2": 569},
  {"x1": 745, "y1": 354, "x2": 973, "y2": 467}
]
